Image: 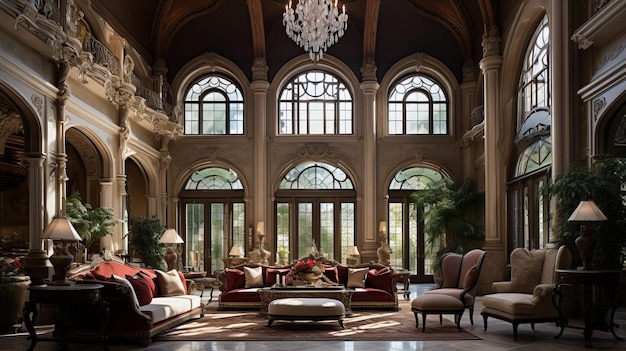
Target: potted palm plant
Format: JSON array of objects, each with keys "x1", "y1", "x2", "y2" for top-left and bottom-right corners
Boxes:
[
  {"x1": 410, "y1": 178, "x2": 485, "y2": 282},
  {"x1": 128, "y1": 216, "x2": 166, "y2": 270},
  {"x1": 65, "y1": 191, "x2": 115, "y2": 262}
]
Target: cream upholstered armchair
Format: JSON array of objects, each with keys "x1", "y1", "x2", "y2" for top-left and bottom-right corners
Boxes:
[{"x1": 481, "y1": 246, "x2": 572, "y2": 340}]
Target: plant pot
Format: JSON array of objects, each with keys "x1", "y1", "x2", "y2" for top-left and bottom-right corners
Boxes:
[
  {"x1": 300, "y1": 273, "x2": 323, "y2": 284},
  {"x1": 0, "y1": 276, "x2": 30, "y2": 332}
]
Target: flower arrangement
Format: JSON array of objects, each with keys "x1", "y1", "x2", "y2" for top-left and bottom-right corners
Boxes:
[
  {"x1": 0, "y1": 254, "x2": 25, "y2": 283},
  {"x1": 290, "y1": 258, "x2": 323, "y2": 276}
]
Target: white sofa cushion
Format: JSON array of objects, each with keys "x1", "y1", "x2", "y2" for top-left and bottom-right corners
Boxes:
[{"x1": 140, "y1": 295, "x2": 202, "y2": 323}]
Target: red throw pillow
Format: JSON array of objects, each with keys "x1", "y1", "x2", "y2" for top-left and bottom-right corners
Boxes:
[
  {"x1": 324, "y1": 266, "x2": 338, "y2": 283},
  {"x1": 265, "y1": 268, "x2": 291, "y2": 286},
  {"x1": 225, "y1": 268, "x2": 245, "y2": 291},
  {"x1": 365, "y1": 267, "x2": 393, "y2": 292},
  {"x1": 126, "y1": 274, "x2": 153, "y2": 305},
  {"x1": 137, "y1": 270, "x2": 157, "y2": 296},
  {"x1": 177, "y1": 271, "x2": 189, "y2": 294}
]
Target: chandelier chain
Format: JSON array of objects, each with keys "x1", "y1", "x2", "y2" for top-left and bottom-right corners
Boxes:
[{"x1": 283, "y1": 0, "x2": 348, "y2": 62}]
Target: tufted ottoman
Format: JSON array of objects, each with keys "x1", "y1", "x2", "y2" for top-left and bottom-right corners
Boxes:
[
  {"x1": 411, "y1": 294, "x2": 464, "y2": 331},
  {"x1": 267, "y1": 298, "x2": 346, "y2": 328}
]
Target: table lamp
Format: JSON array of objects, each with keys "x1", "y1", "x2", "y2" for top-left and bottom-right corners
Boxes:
[
  {"x1": 159, "y1": 229, "x2": 184, "y2": 271},
  {"x1": 568, "y1": 200, "x2": 607, "y2": 270},
  {"x1": 346, "y1": 246, "x2": 360, "y2": 266},
  {"x1": 41, "y1": 215, "x2": 82, "y2": 285},
  {"x1": 229, "y1": 246, "x2": 244, "y2": 258}
]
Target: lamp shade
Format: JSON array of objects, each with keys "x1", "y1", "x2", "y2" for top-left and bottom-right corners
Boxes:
[
  {"x1": 256, "y1": 221, "x2": 265, "y2": 235},
  {"x1": 41, "y1": 216, "x2": 82, "y2": 241},
  {"x1": 347, "y1": 246, "x2": 359, "y2": 256},
  {"x1": 159, "y1": 229, "x2": 184, "y2": 244},
  {"x1": 568, "y1": 200, "x2": 608, "y2": 222},
  {"x1": 379, "y1": 221, "x2": 387, "y2": 233},
  {"x1": 229, "y1": 246, "x2": 244, "y2": 257}
]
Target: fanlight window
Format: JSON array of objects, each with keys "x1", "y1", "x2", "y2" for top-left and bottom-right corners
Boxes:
[
  {"x1": 514, "y1": 137, "x2": 552, "y2": 177},
  {"x1": 184, "y1": 167, "x2": 243, "y2": 190},
  {"x1": 184, "y1": 75, "x2": 244, "y2": 135},
  {"x1": 279, "y1": 162, "x2": 354, "y2": 189},
  {"x1": 278, "y1": 71, "x2": 353, "y2": 135},
  {"x1": 389, "y1": 167, "x2": 444, "y2": 190},
  {"x1": 388, "y1": 75, "x2": 448, "y2": 135}
]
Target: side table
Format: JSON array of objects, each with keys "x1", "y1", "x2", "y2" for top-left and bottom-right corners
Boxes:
[
  {"x1": 393, "y1": 269, "x2": 411, "y2": 300},
  {"x1": 553, "y1": 269, "x2": 623, "y2": 348},
  {"x1": 183, "y1": 271, "x2": 222, "y2": 303},
  {"x1": 24, "y1": 283, "x2": 106, "y2": 351}
]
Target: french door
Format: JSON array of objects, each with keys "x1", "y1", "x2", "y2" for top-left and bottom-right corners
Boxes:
[
  {"x1": 275, "y1": 194, "x2": 355, "y2": 263},
  {"x1": 181, "y1": 197, "x2": 245, "y2": 274},
  {"x1": 388, "y1": 196, "x2": 433, "y2": 283}
]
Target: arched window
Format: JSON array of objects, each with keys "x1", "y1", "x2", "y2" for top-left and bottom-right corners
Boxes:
[
  {"x1": 508, "y1": 15, "x2": 551, "y2": 251},
  {"x1": 179, "y1": 167, "x2": 245, "y2": 274},
  {"x1": 278, "y1": 71, "x2": 353, "y2": 135},
  {"x1": 184, "y1": 75, "x2": 244, "y2": 135},
  {"x1": 388, "y1": 167, "x2": 445, "y2": 282},
  {"x1": 388, "y1": 75, "x2": 448, "y2": 135},
  {"x1": 275, "y1": 162, "x2": 356, "y2": 263}
]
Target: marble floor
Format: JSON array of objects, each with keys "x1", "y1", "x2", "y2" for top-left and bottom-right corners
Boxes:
[{"x1": 2, "y1": 283, "x2": 625, "y2": 351}]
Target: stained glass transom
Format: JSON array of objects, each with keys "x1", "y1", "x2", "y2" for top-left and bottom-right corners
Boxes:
[
  {"x1": 388, "y1": 75, "x2": 448, "y2": 135},
  {"x1": 279, "y1": 162, "x2": 354, "y2": 189},
  {"x1": 184, "y1": 75, "x2": 244, "y2": 135},
  {"x1": 389, "y1": 167, "x2": 444, "y2": 190},
  {"x1": 184, "y1": 167, "x2": 243, "y2": 190}
]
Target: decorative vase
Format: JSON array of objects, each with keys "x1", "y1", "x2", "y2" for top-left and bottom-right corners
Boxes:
[
  {"x1": 301, "y1": 272, "x2": 323, "y2": 285},
  {"x1": 377, "y1": 242, "x2": 392, "y2": 266},
  {"x1": 0, "y1": 276, "x2": 30, "y2": 332},
  {"x1": 575, "y1": 228, "x2": 597, "y2": 270}
]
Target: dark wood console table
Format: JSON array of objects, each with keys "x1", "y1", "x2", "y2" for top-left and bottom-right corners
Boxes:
[
  {"x1": 24, "y1": 283, "x2": 106, "y2": 351},
  {"x1": 553, "y1": 269, "x2": 622, "y2": 348}
]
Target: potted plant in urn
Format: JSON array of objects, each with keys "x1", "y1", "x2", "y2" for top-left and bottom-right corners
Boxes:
[
  {"x1": 0, "y1": 254, "x2": 30, "y2": 332},
  {"x1": 128, "y1": 216, "x2": 166, "y2": 270}
]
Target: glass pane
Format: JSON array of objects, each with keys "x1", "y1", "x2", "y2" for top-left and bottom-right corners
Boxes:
[
  {"x1": 389, "y1": 203, "x2": 403, "y2": 269},
  {"x1": 276, "y1": 203, "x2": 290, "y2": 262},
  {"x1": 408, "y1": 202, "x2": 418, "y2": 273},
  {"x1": 340, "y1": 203, "x2": 355, "y2": 264},
  {"x1": 297, "y1": 203, "x2": 313, "y2": 259},
  {"x1": 232, "y1": 203, "x2": 245, "y2": 249},
  {"x1": 186, "y1": 203, "x2": 204, "y2": 272},
  {"x1": 319, "y1": 203, "x2": 334, "y2": 259},
  {"x1": 211, "y1": 203, "x2": 225, "y2": 272}
]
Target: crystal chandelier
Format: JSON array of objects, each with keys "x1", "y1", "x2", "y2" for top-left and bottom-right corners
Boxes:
[{"x1": 283, "y1": 0, "x2": 348, "y2": 62}]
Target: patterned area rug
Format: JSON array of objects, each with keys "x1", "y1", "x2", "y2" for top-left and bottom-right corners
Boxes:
[{"x1": 158, "y1": 301, "x2": 481, "y2": 341}]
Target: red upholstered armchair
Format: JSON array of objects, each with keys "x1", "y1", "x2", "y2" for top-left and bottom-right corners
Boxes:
[{"x1": 423, "y1": 248, "x2": 487, "y2": 325}]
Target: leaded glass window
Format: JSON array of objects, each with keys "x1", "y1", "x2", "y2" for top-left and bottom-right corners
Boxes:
[
  {"x1": 279, "y1": 162, "x2": 354, "y2": 190},
  {"x1": 388, "y1": 75, "x2": 448, "y2": 135},
  {"x1": 278, "y1": 71, "x2": 353, "y2": 135},
  {"x1": 184, "y1": 167, "x2": 243, "y2": 190},
  {"x1": 184, "y1": 75, "x2": 244, "y2": 135}
]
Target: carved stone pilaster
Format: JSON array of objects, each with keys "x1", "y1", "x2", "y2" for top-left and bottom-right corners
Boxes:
[
  {"x1": 482, "y1": 25, "x2": 501, "y2": 56},
  {"x1": 251, "y1": 57, "x2": 268, "y2": 81},
  {"x1": 462, "y1": 59, "x2": 477, "y2": 82},
  {"x1": 360, "y1": 57, "x2": 377, "y2": 82},
  {"x1": 124, "y1": 55, "x2": 135, "y2": 84}
]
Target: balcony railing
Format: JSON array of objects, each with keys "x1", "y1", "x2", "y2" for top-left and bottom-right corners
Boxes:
[
  {"x1": 31, "y1": 0, "x2": 60, "y2": 23},
  {"x1": 131, "y1": 73, "x2": 173, "y2": 116},
  {"x1": 83, "y1": 36, "x2": 120, "y2": 75}
]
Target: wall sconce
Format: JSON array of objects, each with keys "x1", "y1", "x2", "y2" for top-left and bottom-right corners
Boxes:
[
  {"x1": 347, "y1": 246, "x2": 360, "y2": 266},
  {"x1": 159, "y1": 229, "x2": 184, "y2": 271},
  {"x1": 568, "y1": 200, "x2": 607, "y2": 270},
  {"x1": 41, "y1": 216, "x2": 82, "y2": 285}
]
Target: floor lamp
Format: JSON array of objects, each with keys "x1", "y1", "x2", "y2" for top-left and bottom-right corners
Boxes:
[
  {"x1": 159, "y1": 229, "x2": 184, "y2": 271},
  {"x1": 41, "y1": 216, "x2": 82, "y2": 285}
]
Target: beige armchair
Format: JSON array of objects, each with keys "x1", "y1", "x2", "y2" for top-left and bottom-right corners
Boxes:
[{"x1": 481, "y1": 246, "x2": 572, "y2": 340}]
